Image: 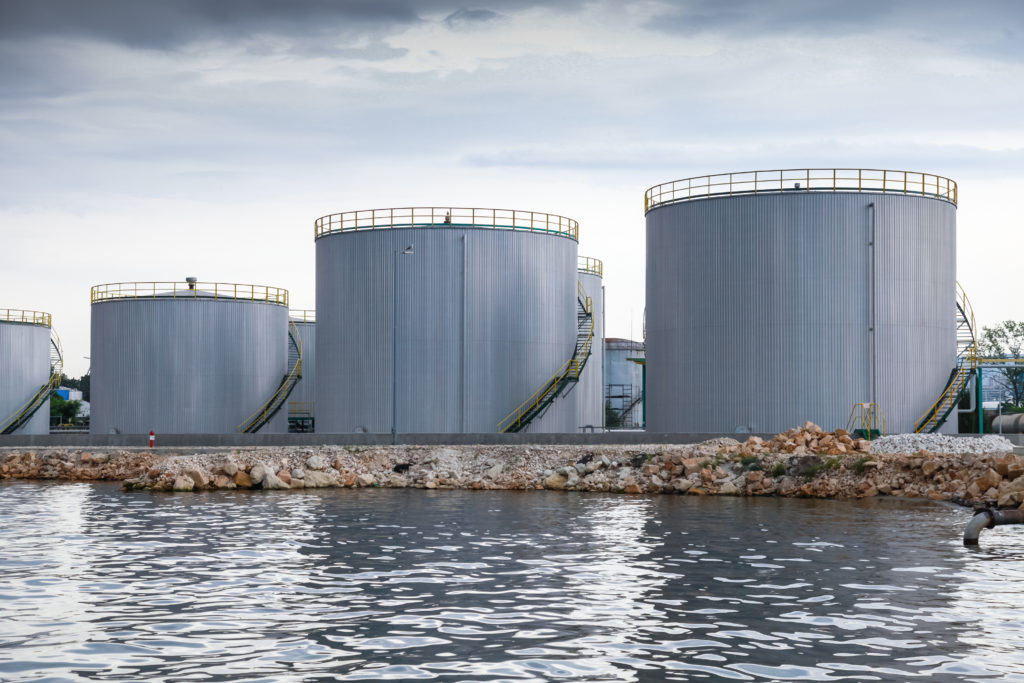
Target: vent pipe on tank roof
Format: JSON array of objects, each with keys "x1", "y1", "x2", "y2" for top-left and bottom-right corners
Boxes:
[{"x1": 186, "y1": 277, "x2": 197, "y2": 291}]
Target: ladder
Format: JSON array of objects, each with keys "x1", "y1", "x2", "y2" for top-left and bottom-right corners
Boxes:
[
  {"x1": 238, "y1": 321, "x2": 303, "y2": 433},
  {"x1": 914, "y1": 282, "x2": 977, "y2": 433},
  {"x1": 498, "y1": 281, "x2": 595, "y2": 433},
  {"x1": 1, "y1": 332, "x2": 63, "y2": 435}
]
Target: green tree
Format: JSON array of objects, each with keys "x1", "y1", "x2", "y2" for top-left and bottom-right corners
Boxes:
[
  {"x1": 50, "y1": 393, "x2": 81, "y2": 425},
  {"x1": 605, "y1": 400, "x2": 623, "y2": 429},
  {"x1": 979, "y1": 321, "x2": 1024, "y2": 406}
]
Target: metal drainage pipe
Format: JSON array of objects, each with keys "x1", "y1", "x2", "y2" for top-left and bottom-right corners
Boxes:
[{"x1": 964, "y1": 508, "x2": 1024, "y2": 545}]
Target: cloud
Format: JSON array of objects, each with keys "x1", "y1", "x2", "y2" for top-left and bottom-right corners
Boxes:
[
  {"x1": 445, "y1": 8, "x2": 502, "y2": 29},
  {"x1": 0, "y1": 0, "x2": 422, "y2": 48},
  {"x1": 643, "y1": 0, "x2": 1024, "y2": 62},
  {"x1": 0, "y1": 1, "x2": 576, "y2": 49}
]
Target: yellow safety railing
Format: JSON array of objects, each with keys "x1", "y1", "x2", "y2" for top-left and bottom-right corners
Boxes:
[
  {"x1": 645, "y1": 168, "x2": 958, "y2": 213},
  {"x1": 497, "y1": 281, "x2": 595, "y2": 433},
  {"x1": 290, "y1": 309, "x2": 315, "y2": 323},
  {"x1": 315, "y1": 207, "x2": 578, "y2": 241},
  {"x1": 846, "y1": 403, "x2": 887, "y2": 438},
  {"x1": 956, "y1": 281, "x2": 978, "y2": 370},
  {"x1": 91, "y1": 282, "x2": 288, "y2": 306},
  {"x1": 914, "y1": 282, "x2": 977, "y2": 433},
  {"x1": 289, "y1": 401, "x2": 314, "y2": 416},
  {"x1": 578, "y1": 256, "x2": 603, "y2": 277},
  {"x1": 1, "y1": 309, "x2": 51, "y2": 326},
  {"x1": 238, "y1": 321, "x2": 303, "y2": 433}
]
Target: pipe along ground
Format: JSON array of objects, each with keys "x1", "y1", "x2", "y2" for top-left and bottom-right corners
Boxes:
[{"x1": 964, "y1": 508, "x2": 1024, "y2": 545}]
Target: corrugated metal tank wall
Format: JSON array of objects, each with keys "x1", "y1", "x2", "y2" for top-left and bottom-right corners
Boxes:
[
  {"x1": 575, "y1": 268, "x2": 604, "y2": 431},
  {"x1": 316, "y1": 226, "x2": 577, "y2": 433},
  {"x1": 289, "y1": 314, "x2": 316, "y2": 427},
  {"x1": 605, "y1": 339, "x2": 644, "y2": 429},
  {"x1": 91, "y1": 297, "x2": 288, "y2": 434},
  {"x1": 646, "y1": 191, "x2": 956, "y2": 434},
  {"x1": 0, "y1": 318, "x2": 51, "y2": 434}
]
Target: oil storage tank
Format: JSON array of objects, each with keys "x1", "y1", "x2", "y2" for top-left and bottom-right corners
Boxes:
[
  {"x1": 576, "y1": 257, "x2": 604, "y2": 431},
  {"x1": 315, "y1": 207, "x2": 579, "y2": 434},
  {"x1": 645, "y1": 168, "x2": 958, "y2": 434},
  {"x1": 90, "y1": 280, "x2": 292, "y2": 434},
  {"x1": 605, "y1": 338, "x2": 644, "y2": 430},
  {"x1": 288, "y1": 310, "x2": 315, "y2": 432},
  {"x1": 0, "y1": 309, "x2": 59, "y2": 435}
]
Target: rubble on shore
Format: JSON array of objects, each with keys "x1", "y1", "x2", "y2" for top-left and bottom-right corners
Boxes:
[{"x1": 2, "y1": 424, "x2": 1022, "y2": 508}]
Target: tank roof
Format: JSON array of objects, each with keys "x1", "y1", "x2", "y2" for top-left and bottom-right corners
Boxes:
[
  {"x1": 645, "y1": 168, "x2": 957, "y2": 213},
  {"x1": 0, "y1": 309, "x2": 51, "y2": 327},
  {"x1": 290, "y1": 309, "x2": 315, "y2": 323},
  {"x1": 578, "y1": 256, "x2": 603, "y2": 277},
  {"x1": 91, "y1": 281, "x2": 288, "y2": 306},
  {"x1": 605, "y1": 338, "x2": 644, "y2": 351},
  {"x1": 315, "y1": 206, "x2": 578, "y2": 242}
]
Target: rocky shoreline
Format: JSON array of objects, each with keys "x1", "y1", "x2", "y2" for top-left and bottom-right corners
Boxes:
[{"x1": 3, "y1": 425, "x2": 1024, "y2": 509}]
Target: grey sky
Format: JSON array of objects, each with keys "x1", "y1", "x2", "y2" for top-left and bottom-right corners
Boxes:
[{"x1": 2, "y1": 0, "x2": 1023, "y2": 377}]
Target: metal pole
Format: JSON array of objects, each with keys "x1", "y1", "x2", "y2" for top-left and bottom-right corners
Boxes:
[
  {"x1": 868, "y1": 203, "x2": 876, "y2": 407},
  {"x1": 977, "y1": 367, "x2": 984, "y2": 434},
  {"x1": 392, "y1": 249, "x2": 398, "y2": 445}
]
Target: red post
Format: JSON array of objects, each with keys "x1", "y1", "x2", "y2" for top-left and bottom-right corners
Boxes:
[{"x1": 149, "y1": 431, "x2": 155, "y2": 448}]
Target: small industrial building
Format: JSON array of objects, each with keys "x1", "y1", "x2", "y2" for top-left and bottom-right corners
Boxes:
[
  {"x1": 645, "y1": 168, "x2": 958, "y2": 434},
  {"x1": 314, "y1": 207, "x2": 584, "y2": 434},
  {"x1": 90, "y1": 279, "x2": 293, "y2": 434},
  {"x1": 0, "y1": 309, "x2": 59, "y2": 435}
]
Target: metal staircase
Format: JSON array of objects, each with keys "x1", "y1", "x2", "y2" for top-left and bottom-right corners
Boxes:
[
  {"x1": 1, "y1": 332, "x2": 63, "y2": 435},
  {"x1": 238, "y1": 321, "x2": 303, "y2": 433},
  {"x1": 914, "y1": 283, "x2": 977, "y2": 433},
  {"x1": 498, "y1": 281, "x2": 595, "y2": 433}
]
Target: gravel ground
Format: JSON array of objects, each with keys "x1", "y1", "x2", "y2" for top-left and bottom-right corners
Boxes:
[{"x1": 870, "y1": 433, "x2": 1015, "y2": 455}]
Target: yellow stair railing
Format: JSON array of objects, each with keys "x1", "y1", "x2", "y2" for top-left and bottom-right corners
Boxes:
[
  {"x1": 846, "y1": 402, "x2": 887, "y2": 438},
  {"x1": 914, "y1": 282, "x2": 977, "y2": 433},
  {"x1": 238, "y1": 321, "x2": 303, "y2": 433},
  {"x1": 498, "y1": 281, "x2": 594, "y2": 433}
]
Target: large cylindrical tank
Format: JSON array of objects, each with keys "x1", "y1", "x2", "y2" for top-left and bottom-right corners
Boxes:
[
  {"x1": 288, "y1": 310, "x2": 316, "y2": 432},
  {"x1": 315, "y1": 207, "x2": 578, "y2": 433},
  {"x1": 576, "y1": 257, "x2": 604, "y2": 431},
  {"x1": 605, "y1": 338, "x2": 644, "y2": 430},
  {"x1": 0, "y1": 309, "x2": 53, "y2": 435},
  {"x1": 90, "y1": 281, "x2": 290, "y2": 434},
  {"x1": 645, "y1": 168, "x2": 958, "y2": 434}
]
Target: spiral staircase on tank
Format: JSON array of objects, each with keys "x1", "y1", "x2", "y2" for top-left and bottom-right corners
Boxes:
[
  {"x1": 498, "y1": 281, "x2": 595, "y2": 433},
  {"x1": 237, "y1": 321, "x2": 303, "y2": 433},
  {"x1": 1, "y1": 332, "x2": 63, "y2": 435},
  {"x1": 914, "y1": 283, "x2": 977, "y2": 433}
]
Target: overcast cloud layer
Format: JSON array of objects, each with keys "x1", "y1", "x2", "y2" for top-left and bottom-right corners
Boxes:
[{"x1": 2, "y1": 0, "x2": 1023, "y2": 377}]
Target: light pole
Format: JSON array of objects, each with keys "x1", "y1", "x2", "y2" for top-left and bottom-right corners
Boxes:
[{"x1": 392, "y1": 244, "x2": 414, "y2": 444}]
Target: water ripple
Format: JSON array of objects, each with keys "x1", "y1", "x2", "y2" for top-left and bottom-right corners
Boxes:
[{"x1": 1, "y1": 483, "x2": 1022, "y2": 681}]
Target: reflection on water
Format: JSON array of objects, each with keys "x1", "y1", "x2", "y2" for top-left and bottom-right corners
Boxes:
[{"x1": 1, "y1": 483, "x2": 1023, "y2": 681}]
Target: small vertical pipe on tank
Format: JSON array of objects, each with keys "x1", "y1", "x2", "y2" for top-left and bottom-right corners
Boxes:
[
  {"x1": 601, "y1": 284, "x2": 607, "y2": 431},
  {"x1": 461, "y1": 234, "x2": 468, "y2": 432},
  {"x1": 868, "y1": 202, "x2": 876, "y2": 408}
]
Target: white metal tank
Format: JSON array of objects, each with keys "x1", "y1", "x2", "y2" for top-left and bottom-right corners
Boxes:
[
  {"x1": 645, "y1": 168, "x2": 958, "y2": 434},
  {"x1": 314, "y1": 207, "x2": 580, "y2": 434},
  {"x1": 0, "y1": 309, "x2": 58, "y2": 435},
  {"x1": 576, "y1": 257, "x2": 604, "y2": 431},
  {"x1": 90, "y1": 280, "x2": 291, "y2": 434}
]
